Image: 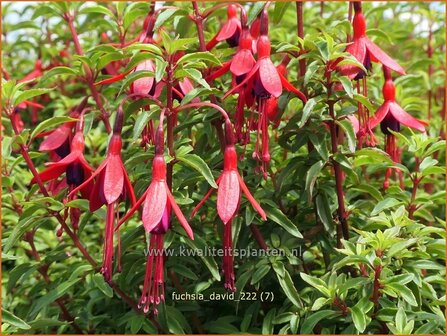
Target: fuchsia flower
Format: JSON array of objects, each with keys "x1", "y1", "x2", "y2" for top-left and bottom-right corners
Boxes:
[
  {"x1": 338, "y1": 2, "x2": 405, "y2": 80},
  {"x1": 192, "y1": 120, "x2": 266, "y2": 290},
  {"x1": 32, "y1": 128, "x2": 93, "y2": 198},
  {"x1": 32, "y1": 110, "x2": 93, "y2": 232},
  {"x1": 39, "y1": 98, "x2": 88, "y2": 160},
  {"x1": 116, "y1": 125, "x2": 193, "y2": 313},
  {"x1": 369, "y1": 66, "x2": 427, "y2": 188},
  {"x1": 69, "y1": 111, "x2": 136, "y2": 282},
  {"x1": 118, "y1": 126, "x2": 194, "y2": 239},
  {"x1": 206, "y1": 4, "x2": 242, "y2": 50},
  {"x1": 220, "y1": 9, "x2": 306, "y2": 175}
]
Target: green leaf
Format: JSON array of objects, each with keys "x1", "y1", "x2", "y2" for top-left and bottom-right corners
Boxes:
[
  {"x1": 248, "y1": 2, "x2": 266, "y2": 25},
  {"x1": 123, "y1": 3, "x2": 149, "y2": 30},
  {"x1": 181, "y1": 88, "x2": 219, "y2": 105},
  {"x1": 305, "y1": 160, "x2": 324, "y2": 202},
  {"x1": 8, "y1": 263, "x2": 38, "y2": 292},
  {"x1": 352, "y1": 94, "x2": 375, "y2": 114},
  {"x1": 29, "y1": 318, "x2": 67, "y2": 329},
  {"x1": 29, "y1": 278, "x2": 81, "y2": 317},
  {"x1": 177, "y1": 52, "x2": 221, "y2": 66},
  {"x1": 125, "y1": 43, "x2": 163, "y2": 56},
  {"x1": 275, "y1": 269, "x2": 302, "y2": 308},
  {"x1": 371, "y1": 198, "x2": 402, "y2": 216},
  {"x1": 154, "y1": 8, "x2": 179, "y2": 30},
  {"x1": 385, "y1": 283, "x2": 418, "y2": 306},
  {"x1": 299, "y1": 97, "x2": 317, "y2": 127},
  {"x1": 338, "y1": 76, "x2": 354, "y2": 98},
  {"x1": 118, "y1": 70, "x2": 154, "y2": 96},
  {"x1": 395, "y1": 307, "x2": 407, "y2": 333},
  {"x1": 316, "y1": 193, "x2": 333, "y2": 231},
  {"x1": 79, "y1": 4, "x2": 115, "y2": 19},
  {"x1": 300, "y1": 272, "x2": 331, "y2": 297},
  {"x1": 251, "y1": 264, "x2": 271, "y2": 285},
  {"x1": 354, "y1": 147, "x2": 393, "y2": 166},
  {"x1": 2, "y1": 308, "x2": 31, "y2": 330},
  {"x1": 350, "y1": 305, "x2": 367, "y2": 333},
  {"x1": 300, "y1": 310, "x2": 338, "y2": 333},
  {"x1": 92, "y1": 274, "x2": 113, "y2": 298},
  {"x1": 124, "y1": 52, "x2": 158, "y2": 73},
  {"x1": 4, "y1": 217, "x2": 45, "y2": 253},
  {"x1": 30, "y1": 116, "x2": 78, "y2": 140},
  {"x1": 155, "y1": 58, "x2": 168, "y2": 83},
  {"x1": 177, "y1": 153, "x2": 217, "y2": 188},
  {"x1": 38, "y1": 66, "x2": 77, "y2": 84},
  {"x1": 182, "y1": 235, "x2": 220, "y2": 281},
  {"x1": 97, "y1": 52, "x2": 126, "y2": 71},
  {"x1": 133, "y1": 109, "x2": 156, "y2": 140},
  {"x1": 311, "y1": 297, "x2": 330, "y2": 311},
  {"x1": 13, "y1": 88, "x2": 53, "y2": 108},
  {"x1": 262, "y1": 309, "x2": 276, "y2": 334},
  {"x1": 272, "y1": 2, "x2": 291, "y2": 23},
  {"x1": 264, "y1": 204, "x2": 302, "y2": 238},
  {"x1": 336, "y1": 119, "x2": 356, "y2": 152}
]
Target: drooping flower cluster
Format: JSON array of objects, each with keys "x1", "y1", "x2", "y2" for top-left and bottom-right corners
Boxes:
[
  {"x1": 207, "y1": 8, "x2": 307, "y2": 177},
  {"x1": 339, "y1": 1, "x2": 426, "y2": 188}
]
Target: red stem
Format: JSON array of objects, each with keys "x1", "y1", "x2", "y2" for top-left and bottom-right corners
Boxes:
[
  {"x1": 65, "y1": 13, "x2": 112, "y2": 133},
  {"x1": 326, "y1": 72, "x2": 349, "y2": 245},
  {"x1": 296, "y1": 1, "x2": 306, "y2": 78}
]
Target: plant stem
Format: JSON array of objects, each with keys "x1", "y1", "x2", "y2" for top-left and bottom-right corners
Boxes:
[
  {"x1": 296, "y1": 1, "x2": 306, "y2": 78},
  {"x1": 65, "y1": 14, "x2": 112, "y2": 133},
  {"x1": 250, "y1": 225, "x2": 269, "y2": 250},
  {"x1": 427, "y1": 20, "x2": 433, "y2": 120},
  {"x1": 166, "y1": 58, "x2": 175, "y2": 189},
  {"x1": 371, "y1": 265, "x2": 382, "y2": 307},
  {"x1": 326, "y1": 72, "x2": 349, "y2": 245},
  {"x1": 408, "y1": 159, "x2": 420, "y2": 219},
  {"x1": 191, "y1": 1, "x2": 226, "y2": 151}
]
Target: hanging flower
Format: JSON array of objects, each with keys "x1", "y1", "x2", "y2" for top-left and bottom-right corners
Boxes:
[
  {"x1": 206, "y1": 11, "x2": 256, "y2": 142},
  {"x1": 223, "y1": 9, "x2": 306, "y2": 174},
  {"x1": 69, "y1": 110, "x2": 136, "y2": 283},
  {"x1": 191, "y1": 120, "x2": 266, "y2": 290},
  {"x1": 39, "y1": 97, "x2": 89, "y2": 160},
  {"x1": 206, "y1": 4, "x2": 242, "y2": 50},
  {"x1": 368, "y1": 66, "x2": 427, "y2": 188},
  {"x1": 116, "y1": 125, "x2": 194, "y2": 313},
  {"x1": 338, "y1": 2, "x2": 405, "y2": 80},
  {"x1": 32, "y1": 130, "x2": 93, "y2": 197},
  {"x1": 32, "y1": 112, "x2": 94, "y2": 232}
]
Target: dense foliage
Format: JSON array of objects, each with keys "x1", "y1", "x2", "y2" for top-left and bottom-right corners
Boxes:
[{"x1": 2, "y1": 1, "x2": 445, "y2": 334}]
